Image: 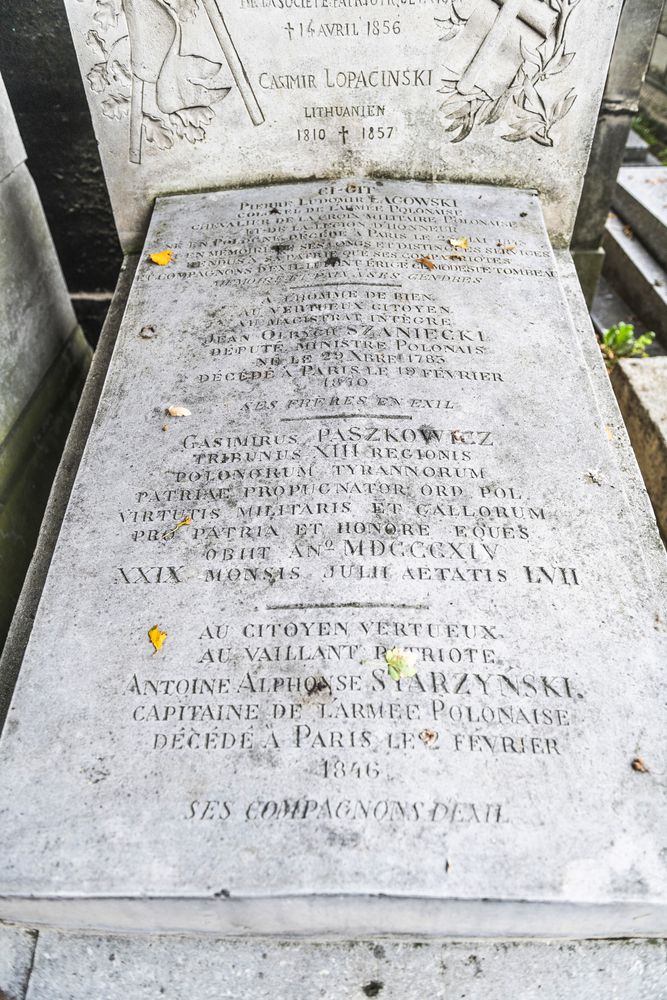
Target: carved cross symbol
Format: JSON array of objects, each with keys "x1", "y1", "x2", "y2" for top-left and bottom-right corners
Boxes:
[{"x1": 456, "y1": 0, "x2": 556, "y2": 95}]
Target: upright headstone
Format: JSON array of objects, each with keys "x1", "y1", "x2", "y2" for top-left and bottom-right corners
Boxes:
[
  {"x1": 1, "y1": 0, "x2": 666, "y2": 990},
  {"x1": 63, "y1": 0, "x2": 623, "y2": 250},
  {"x1": 0, "y1": 71, "x2": 91, "y2": 651}
]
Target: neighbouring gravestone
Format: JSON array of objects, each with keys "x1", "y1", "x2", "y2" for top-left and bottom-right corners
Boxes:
[
  {"x1": 0, "y1": 178, "x2": 665, "y2": 935},
  {"x1": 0, "y1": 71, "x2": 91, "y2": 649}
]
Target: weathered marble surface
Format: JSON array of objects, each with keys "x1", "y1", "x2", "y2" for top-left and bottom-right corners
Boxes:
[
  {"x1": 24, "y1": 935, "x2": 667, "y2": 999},
  {"x1": 63, "y1": 0, "x2": 623, "y2": 250},
  {"x1": 0, "y1": 180, "x2": 665, "y2": 934},
  {"x1": 0, "y1": 166, "x2": 80, "y2": 442},
  {"x1": 0, "y1": 72, "x2": 25, "y2": 183},
  {"x1": 612, "y1": 356, "x2": 667, "y2": 539},
  {"x1": 0, "y1": 925, "x2": 35, "y2": 1000},
  {"x1": 614, "y1": 165, "x2": 667, "y2": 269}
]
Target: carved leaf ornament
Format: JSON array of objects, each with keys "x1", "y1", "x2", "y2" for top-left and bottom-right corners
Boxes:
[
  {"x1": 438, "y1": 0, "x2": 580, "y2": 146},
  {"x1": 83, "y1": 0, "x2": 251, "y2": 161}
]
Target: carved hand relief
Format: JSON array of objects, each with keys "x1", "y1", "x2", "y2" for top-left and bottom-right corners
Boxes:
[
  {"x1": 84, "y1": 0, "x2": 263, "y2": 163},
  {"x1": 437, "y1": 0, "x2": 578, "y2": 146}
]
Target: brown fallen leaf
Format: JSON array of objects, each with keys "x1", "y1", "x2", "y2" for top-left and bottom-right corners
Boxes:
[
  {"x1": 416, "y1": 255, "x2": 436, "y2": 271},
  {"x1": 419, "y1": 729, "x2": 438, "y2": 747},
  {"x1": 148, "y1": 625, "x2": 167, "y2": 655},
  {"x1": 162, "y1": 424, "x2": 168, "y2": 432},
  {"x1": 447, "y1": 253, "x2": 463, "y2": 261},
  {"x1": 497, "y1": 243, "x2": 517, "y2": 253},
  {"x1": 162, "y1": 516, "x2": 193, "y2": 541},
  {"x1": 166, "y1": 405, "x2": 191, "y2": 417},
  {"x1": 622, "y1": 226, "x2": 633, "y2": 239},
  {"x1": 632, "y1": 757, "x2": 649, "y2": 773},
  {"x1": 149, "y1": 249, "x2": 174, "y2": 266},
  {"x1": 448, "y1": 236, "x2": 469, "y2": 250}
]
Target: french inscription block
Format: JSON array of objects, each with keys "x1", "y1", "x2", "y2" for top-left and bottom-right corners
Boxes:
[
  {"x1": 0, "y1": 180, "x2": 665, "y2": 934},
  {"x1": 64, "y1": 0, "x2": 624, "y2": 249}
]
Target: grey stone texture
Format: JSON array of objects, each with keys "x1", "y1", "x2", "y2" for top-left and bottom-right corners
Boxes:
[
  {"x1": 614, "y1": 165, "x2": 667, "y2": 270},
  {"x1": 642, "y1": 3, "x2": 667, "y2": 135},
  {"x1": 0, "y1": 181, "x2": 665, "y2": 936},
  {"x1": 611, "y1": 356, "x2": 667, "y2": 539},
  {"x1": 22, "y1": 935, "x2": 667, "y2": 999},
  {"x1": 0, "y1": 166, "x2": 82, "y2": 442},
  {"x1": 0, "y1": 256, "x2": 138, "y2": 726},
  {"x1": 0, "y1": 925, "x2": 36, "y2": 1000},
  {"x1": 0, "y1": 73, "x2": 24, "y2": 183},
  {"x1": 62, "y1": 0, "x2": 624, "y2": 251},
  {"x1": 603, "y1": 210, "x2": 667, "y2": 347},
  {"x1": 570, "y1": 0, "x2": 663, "y2": 303},
  {"x1": 624, "y1": 129, "x2": 650, "y2": 164},
  {"x1": 0, "y1": 69, "x2": 91, "y2": 649}
]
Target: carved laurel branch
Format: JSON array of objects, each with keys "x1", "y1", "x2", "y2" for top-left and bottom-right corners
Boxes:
[
  {"x1": 438, "y1": 0, "x2": 580, "y2": 146},
  {"x1": 84, "y1": 0, "x2": 214, "y2": 151}
]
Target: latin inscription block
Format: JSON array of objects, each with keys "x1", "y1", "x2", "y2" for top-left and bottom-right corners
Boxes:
[{"x1": 0, "y1": 180, "x2": 665, "y2": 934}]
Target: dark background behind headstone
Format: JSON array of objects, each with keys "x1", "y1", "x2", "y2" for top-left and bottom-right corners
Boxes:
[{"x1": 0, "y1": 1, "x2": 121, "y2": 344}]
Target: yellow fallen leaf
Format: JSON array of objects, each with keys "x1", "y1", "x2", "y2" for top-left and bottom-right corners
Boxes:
[
  {"x1": 605, "y1": 425, "x2": 614, "y2": 441},
  {"x1": 166, "y1": 405, "x2": 191, "y2": 417},
  {"x1": 416, "y1": 256, "x2": 436, "y2": 270},
  {"x1": 448, "y1": 237, "x2": 469, "y2": 250},
  {"x1": 148, "y1": 625, "x2": 167, "y2": 655},
  {"x1": 162, "y1": 516, "x2": 193, "y2": 540},
  {"x1": 149, "y1": 249, "x2": 174, "y2": 266}
]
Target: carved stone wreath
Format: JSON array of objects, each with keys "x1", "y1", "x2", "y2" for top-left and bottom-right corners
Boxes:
[{"x1": 436, "y1": 0, "x2": 580, "y2": 146}]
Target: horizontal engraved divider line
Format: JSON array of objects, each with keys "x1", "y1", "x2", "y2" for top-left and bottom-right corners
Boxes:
[
  {"x1": 280, "y1": 414, "x2": 414, "y2": 422},
  {"x1": 288, "y1": 282, "x2": 402, "y2": 290},
  {"x1": 266, "y1": 603, "x2": 430, "y2": 611}
]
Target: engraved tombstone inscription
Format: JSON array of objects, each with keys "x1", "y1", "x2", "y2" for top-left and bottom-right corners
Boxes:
[
  {"x1": 0, "y1": 180, "x2": 665, "y2": 935},
  {"x1": 64, "y1": 0, "x2": 624, "y2": 248}
]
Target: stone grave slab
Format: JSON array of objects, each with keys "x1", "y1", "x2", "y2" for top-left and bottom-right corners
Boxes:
[
  {"x1": 63, "y1": 0, "x2": 624, "y2": 250},
  {"x1": 23, "y1": 934, "x2": 667, "y2": 999},
  {"x1": 0, "y1": 179, "x2": 665, "y2": 935}
]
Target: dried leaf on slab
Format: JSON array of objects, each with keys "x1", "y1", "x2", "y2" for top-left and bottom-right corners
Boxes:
[
  {"x1": 497, "y1": 242, "x2": 517, "y2": 253},
  {"x1": 416, "y1": 256, "x2": 436, "y2": 270},
  {"x1": 166, "y1": 405, "x2": 191, "y2": 417},
  {"x1": 149, "y1": 249, "x2": 174, "y2": 266},
  {"x1": 448, "y1": 237, "x2": 469, "y2": 250},
  {"x1": 148, "y1": 625, "x2": 167, "y2": 655},
  {"x1": 162, "y1": 516, "x2": 193, "y2": 541},
  {"x1": 632, "y1": 757, "x2": 649, "y2": 773},
  {"x1": 419, "y1": 729, "x2": 438, "y2": 747},
  {"x1": 447, "y1": 253, "x2": 463, "y2": 261}
]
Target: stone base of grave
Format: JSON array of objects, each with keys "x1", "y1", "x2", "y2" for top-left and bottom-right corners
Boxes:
[
  {"x1": 611, "y1": 357, "x2": 667, "y2": 539},
  {"x1": 2, "y1": 925, "x2": 667, "y2": 999}
]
